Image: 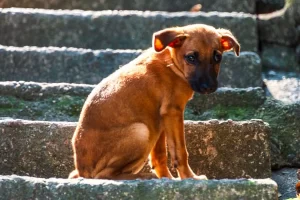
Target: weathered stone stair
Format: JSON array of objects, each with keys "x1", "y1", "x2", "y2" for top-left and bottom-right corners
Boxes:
[
  {"x1": 0, "y1": 82, "x2": 265, "y2": 121},
  {"x1": 0, "y1": 176, "x2": 277, "y2": 200},
  {"x1": 2, "y1": 0, "x2": 299, "y2": 199},
  {"x1": 0, "y1": 45, "x2": 262, "y2": 87},
  {"x1": 0, "y1": 0, "x2": 258, "y2": 13},
  {"x1": 0, "y1": 119, "x2": 271, "y2": 179},
  {"x1": 1, "y1": 81, "x2": 299, "y2": 170},
  {"x1": 0, "y1": 8, "x2": 257, "y2": 51}
]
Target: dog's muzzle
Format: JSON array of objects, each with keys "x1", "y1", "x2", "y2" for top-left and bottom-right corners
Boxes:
[{"x1": 189, "y1": 81, "x2": 217, "y2": 94}]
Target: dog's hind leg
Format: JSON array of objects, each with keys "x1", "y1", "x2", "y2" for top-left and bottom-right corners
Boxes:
[
  {"x1": 87, "y1": 123, "x2": 158, "y2": 180},
  {"x1": 149, "y1": 132, "x2": 174, "y2": 179}
]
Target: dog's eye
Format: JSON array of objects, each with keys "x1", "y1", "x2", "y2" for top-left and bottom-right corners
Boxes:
[
  {"x1": 213, "y1": 51, "x2": 222, "y2": 63},
  {"x1": 185, "y1": 53, "x2": 198, "y2": 64}
]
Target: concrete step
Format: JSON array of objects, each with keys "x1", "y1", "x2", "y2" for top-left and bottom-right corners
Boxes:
[
  {"x1": 0, "y1": 8, "x2": 257, "y2": 52},
  {"x1": 0, "y1": 0, "x2": 256, "y2": 13},
  {"x1": 0, "y1": 46, "x2": 262, "y2": 87},
  {"x1": 0, "y1": 175, "x2": 278, "y2": 200},
  {"x1": 0, "y1": 119, "x2": 271, "y2": 179},
  {"x1": 0, "y1": 81, "x2": 265, "y2": 121}
]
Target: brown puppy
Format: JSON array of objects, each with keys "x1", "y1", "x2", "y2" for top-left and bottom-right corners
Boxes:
[{"x1": 69, "y1": 24, "x2": 240, "y2": 180}]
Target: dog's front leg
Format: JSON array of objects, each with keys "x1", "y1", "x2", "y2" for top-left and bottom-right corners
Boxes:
[{"x1": 162, "y1": 107, "x2": 207, "y2": 180}]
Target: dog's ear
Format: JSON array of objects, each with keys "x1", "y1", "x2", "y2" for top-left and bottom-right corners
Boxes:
[
  {"x1": 218, "y1": 29, "x2": 240, "y2": 56},
  {"x1": 153, "y1": 28, "x2": 188, "y2": 52}
]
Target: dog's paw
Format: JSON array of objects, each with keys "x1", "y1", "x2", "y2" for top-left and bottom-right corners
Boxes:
[
  {"x1": 193, "y1": 175, "x2": 208, "y2": 180},
  {"x1": 171, "y1": 177, "x2": 180, "y2": 181}
]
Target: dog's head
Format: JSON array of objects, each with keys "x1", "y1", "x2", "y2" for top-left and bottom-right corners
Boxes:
[{"x1": 153, "y1": 24, "x2": 240, "y2": 94}]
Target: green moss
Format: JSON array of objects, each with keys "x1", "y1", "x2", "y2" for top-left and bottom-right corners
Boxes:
[
  {"x1": 0, "y1": 96, "x2": 25, "y2": 109},
  {"x1": 209, "y1": 105, "x2": 256, "y2": 120},
  {"x1": 185, "y1": 97, "x2": 300, "y2": 167},
  {"x1": 184, "y1": 107, "x2": 201, "y2": 120},
  {"x1": 1, "y1": 94, "x2": 300, "y2": 168},
  {"x1": 54, "y1": 96, "x2": 85, "y2": 116},
  {"x1": 254, "y1": 99, "x2": 300, "y2": 167},
  {"x1": 0, "y1": 95, "x2": 85, "y2": 121},
  {"x1": 0, "y1": 96, "x2": 26, "y2": 118},
  {"x1": 246, "y1": 180, "x2": 256, "y2": 186},
  {"x1": 185, "y1": 105, "x2": 256, "y2": 121}
]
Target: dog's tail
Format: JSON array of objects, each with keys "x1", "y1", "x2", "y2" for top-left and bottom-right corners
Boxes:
[{"x1": 68, "y1": 169, "x2": 79, "y2": 179}]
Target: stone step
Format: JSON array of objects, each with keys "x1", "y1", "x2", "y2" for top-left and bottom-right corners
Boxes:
[
  {"x1": 0, "y1": 46, "x2": 262, "y2": 87},
  {"x1": 0, "y1": 81, "x2": 265, "y2": 121},
  {"x1": 0, "y1": 8, "x2": 257, "y2": 52},
  {"x1": 1, "y1": 0, "x2": 256, "y2": 13},
  {"x1": 1, "y1": 0, "x2": 286, "y2": 14},
  {"x1": 0, "y1": 119, "x2": 271, "y2": 179},
  {"x1": 0, "y1": 175, "x2": 278, "y2": 200},
  {"x1": 2, "y1": 81, "x2": 300, "y2": 172}
]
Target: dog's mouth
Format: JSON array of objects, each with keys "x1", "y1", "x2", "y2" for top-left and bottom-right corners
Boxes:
[{"x1": 189, "y1": 81, "x2": 217, "y2": 94}]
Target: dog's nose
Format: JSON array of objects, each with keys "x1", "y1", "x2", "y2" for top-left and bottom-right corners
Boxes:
[{"x1": 199, "y1": 84, "x2": 217, "y2": 94}]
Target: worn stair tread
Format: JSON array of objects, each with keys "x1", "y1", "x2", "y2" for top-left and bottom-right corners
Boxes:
[
  {"x1": 0, "y1": 81, "x2": 265, "y2": 100},
  {"x1": 0, "y1": 175, "x2": 277, "y2": 200},
  {"x1": 0, "y1": 0, "x2": 256, "y2": 13},
  {"x1": 0, "y1": 8, "x2": 257, "y2": 51},
  {"x1": 0, "y1": 119, "x2": 271, "y2": 179},
  {"x1": 0, "y1": 81, "x2": 265, "y2": 121},
  {"x1": 0, "y1": 45, "x2": 262, "y2": 87}
]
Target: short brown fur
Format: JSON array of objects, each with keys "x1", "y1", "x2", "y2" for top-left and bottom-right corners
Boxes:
[{"x1": 69, "y1": 24, "x2": 240, "y2": 180}]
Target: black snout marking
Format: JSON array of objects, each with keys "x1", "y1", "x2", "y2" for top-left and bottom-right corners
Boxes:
[{"x1": 185, "y1": 51, "x2": 219, "y2": 94}]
